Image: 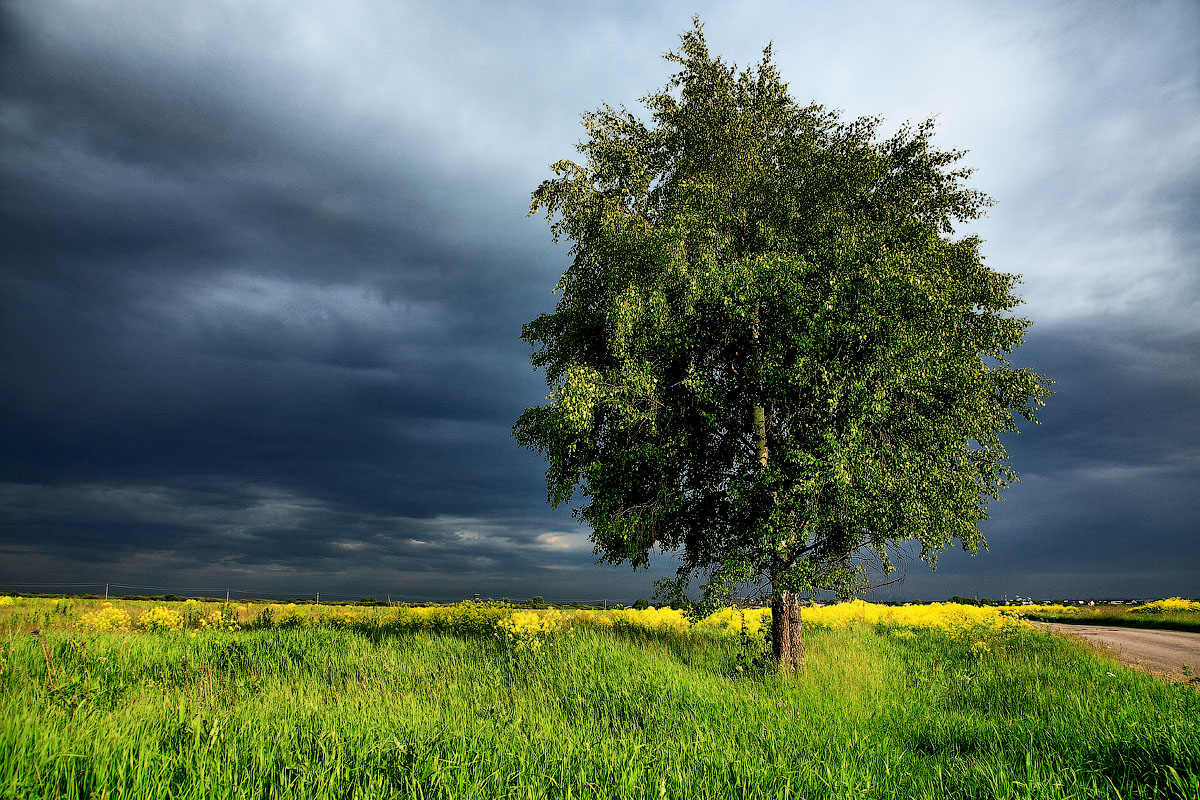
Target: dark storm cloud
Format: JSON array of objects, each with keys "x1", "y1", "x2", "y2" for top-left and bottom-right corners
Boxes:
[
  {"x1": 0, "y1": 0, "x2": 582, "y2": 595},
  {"x1": 0, "y1": 465, "x2": 677, "y2": 603},
  {"x1": 873, "y1": 320, "x2": 1200, "y2": 600},
  {"x1": 1, "y1": 1, "x2": 1197, "y2": 601},
  {"x1": 0, "y1": 1, "x2": 547, "y2": 463}
]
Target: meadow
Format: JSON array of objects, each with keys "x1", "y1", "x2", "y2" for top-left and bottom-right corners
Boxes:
[
  {"x1": 0, "y1": 595, "x2": 1197, "y2": 799},
  {"x1": 1008, "y1": 598, "x2": 1200, "y2": 633}
]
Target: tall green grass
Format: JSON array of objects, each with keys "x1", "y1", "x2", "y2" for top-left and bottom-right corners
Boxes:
[
  {"x1": 1018, "y1": 606, "x2": 1200, "y2": 633},
  {"x1": 1, "y1": 622, "x2": 1197, "y2": 799}
]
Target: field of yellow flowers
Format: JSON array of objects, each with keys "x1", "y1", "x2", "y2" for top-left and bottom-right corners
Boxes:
[
  {"x1": 0, "y1": 594, "x2": 1197, "y2": 799},
  {"x1": 0, "y1": 594, "x2": 1059, "y2": 640},
  {"x1": 1008, "y1": 597, "x2": 1200, "y2": 632},
  {"x1": 1, "y1": 593, "x2": 1195, "y2": 662}
]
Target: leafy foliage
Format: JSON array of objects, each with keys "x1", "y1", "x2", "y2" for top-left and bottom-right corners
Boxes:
[{"x1": 516, "y1": 20, "x2": 1051, "y2": 609}]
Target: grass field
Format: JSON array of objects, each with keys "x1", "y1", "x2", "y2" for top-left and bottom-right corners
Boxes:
[
  {"x1": 1, "y1": 596, "x2": 1198, "y2": 799},
  {"x1": 1010, "y1": 599, "x2": 1200, "y2": 633}
]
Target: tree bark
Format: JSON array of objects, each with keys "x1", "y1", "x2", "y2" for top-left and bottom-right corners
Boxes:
[
  {"x1": 771, "y1": 588, "x2": 803, "y2": 673},
  {"x1": 756, "y1": 399, "x2": 803, "y2": 673},
  {"x1": 753, "y1": 402, "x2": 768, "y2": 468}
]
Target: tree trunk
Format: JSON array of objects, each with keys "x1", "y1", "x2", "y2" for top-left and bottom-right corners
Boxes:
[
  {"x1": 771, "y1": 589, "x2": 803, "y2": 673},
  {"x1": 756, "y1": 398, "x2": 803, "y2": 672},
  {"x1": 753, "y1": 402, "x2": 768, "y2": 468}
]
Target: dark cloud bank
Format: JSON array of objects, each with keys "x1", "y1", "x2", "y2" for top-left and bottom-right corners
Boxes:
[{"x1": 2, "y1": 1, "x2": 1197, "y2": 601}]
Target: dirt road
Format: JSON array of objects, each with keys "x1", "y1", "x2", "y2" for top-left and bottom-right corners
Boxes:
[{"x1": 1040, "y1": 622, "x2": 1200, "y2": 681}]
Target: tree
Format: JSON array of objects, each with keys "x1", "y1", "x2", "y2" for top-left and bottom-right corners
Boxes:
[{"x1": 514, "y1": 20, "x2": 1051, "y2": 672}]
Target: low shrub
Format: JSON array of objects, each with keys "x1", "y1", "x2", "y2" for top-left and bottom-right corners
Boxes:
[
  {"x1": 1130, "y1": 597, "x2": 1200, "y2": 614},
  {"x1": 137, "y1": 606, "x2": 184, "y2": 632},
  {"x1": 78, "y1": 603, "x2": 131, "y2": 632},
  {"x1": 495, "y1": 610, "x2": 565, "y2": 652}
]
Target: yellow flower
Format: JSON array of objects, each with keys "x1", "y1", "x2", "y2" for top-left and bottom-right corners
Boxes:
[
  {"x1": 803, "y1": 599, "x2": 1029, "y2": 636},
  {"x1": 1130, "y1": 598, "x2": 1200, "y2": 614},
  {"x1": 496, "y1": 610, "x2": 564, "y2": 652},
  {"x1": 79, "y1": 603, "x2": 132, "y2": 632},
  {"x1": 698, "y1": 607, "x2": 770, "y2": 635},
  {"x1": 609, "y1": 606, "x2": 691, "y2": 633},
  {"x1": 137, "y1": 606, "x2": 184, "y2": 632}
]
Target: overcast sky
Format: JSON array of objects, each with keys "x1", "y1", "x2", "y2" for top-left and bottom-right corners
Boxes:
[{"x1": 1, "y1": 1, "x2": 1196, "y2": 603}]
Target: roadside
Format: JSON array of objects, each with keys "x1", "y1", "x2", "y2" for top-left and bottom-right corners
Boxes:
[
  {"x1": 1039, "y1": 622, "x2": 1200, "y2": 684},
  {"x1": 1022, "y1": 613, "x2": 1200, "y2": 634}
]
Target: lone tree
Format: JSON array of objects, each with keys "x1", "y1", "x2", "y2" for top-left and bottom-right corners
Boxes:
[{"x1": 515, "y1": 20, "x2": 1051, "y2": 672}]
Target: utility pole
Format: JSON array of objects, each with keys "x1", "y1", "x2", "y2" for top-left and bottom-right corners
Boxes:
[{"x1": 104, "y1": 583, "x2": 109, "y2": 600}]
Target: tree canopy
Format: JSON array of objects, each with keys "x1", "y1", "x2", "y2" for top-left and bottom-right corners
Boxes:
[{"x1": 515, "y1": 20, "x2": 1051, "y2": 669}]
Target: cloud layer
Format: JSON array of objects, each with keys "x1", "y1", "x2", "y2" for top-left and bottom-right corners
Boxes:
[{"x1": 2, "y1": 1, "x2": 1197, "y2": 601}]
